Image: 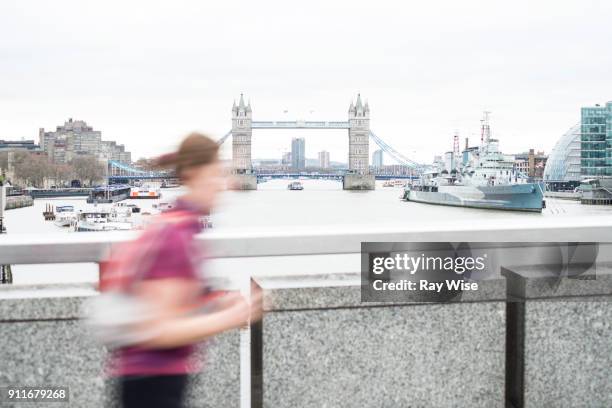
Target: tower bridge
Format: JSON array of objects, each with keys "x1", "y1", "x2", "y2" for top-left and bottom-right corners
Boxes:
[
  {"x1": 252, "y1": 121, "x2": 350, "y2": 129},
  {"x1": 105, "y1": 94, "x2": 423, "y2": 187},
  {"x1": 221, "y1": 93, "x2": 422, "y2": 190}
]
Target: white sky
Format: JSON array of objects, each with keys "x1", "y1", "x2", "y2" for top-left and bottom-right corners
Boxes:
[{"x1": 1, "y1": 0, "x2": 611, "y2": 164}]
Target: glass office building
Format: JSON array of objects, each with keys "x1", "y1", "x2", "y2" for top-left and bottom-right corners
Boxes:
[
  {"x1": 291, "y1": 137, "x2": 306, "y2": 170},
  {"x1": 581, "y1": 102, "x2": 612, "y2": 177}
]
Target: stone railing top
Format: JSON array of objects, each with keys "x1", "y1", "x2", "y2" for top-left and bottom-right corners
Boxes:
[{"x1": 2, "y1": 215, "x2": 612, "y2": 264}]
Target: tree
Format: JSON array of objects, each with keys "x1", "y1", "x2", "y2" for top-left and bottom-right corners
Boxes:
[
  {"x1": 11, "y1": 152, "x2": 52, "y2": 187},
  {"x1": 134, "y1": 157, "x2": 156, "y2": 171},
  {"x1": 0, "y1": 152, "x2": 7, "y2": 183},
  {"x1": 50, "y1": 163, "x2": 75, "y2": 187},
  {"x1": 71, "y1": 156, "x2": 106, "y2": 187},
  {"x1": 0, "y1": 152, "x2": 8, "y2": 172}
]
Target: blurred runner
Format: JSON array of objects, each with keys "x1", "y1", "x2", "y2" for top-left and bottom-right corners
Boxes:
[{"x1": 101, "y1": 133, "x2": 261, "y2": 408}]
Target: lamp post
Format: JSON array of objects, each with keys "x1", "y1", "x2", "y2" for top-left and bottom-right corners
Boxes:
[
  {"x1": 0, "y1": 181, "x2": 5, "y2": 234},
  {"x1": 0, "y1": 181, "x2": 12, "y2": 283}
]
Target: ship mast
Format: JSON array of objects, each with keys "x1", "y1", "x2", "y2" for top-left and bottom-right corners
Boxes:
[
  {"x1": 453, "y1": 130, "x2": 460, "y2": 172},
  {"x1": 481, "y1": 111, "x2": 491, "y2": 144},
  {"x1": 480, "y1": 111, "x2": 491, "y2": 154}
]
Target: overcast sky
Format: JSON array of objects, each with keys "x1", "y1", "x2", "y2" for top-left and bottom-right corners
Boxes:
[{"x1": 1, "y1": 0, "x2": 611, "y2": 164}]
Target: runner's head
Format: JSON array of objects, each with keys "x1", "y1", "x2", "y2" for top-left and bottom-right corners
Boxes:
[{"x1": 156, "y1": 133, "x2": 223, "y2": 212}]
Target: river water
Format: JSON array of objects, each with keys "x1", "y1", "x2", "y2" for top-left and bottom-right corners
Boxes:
[{"x1": 4, "y1": 179, "x2": 612, "y2": 284}]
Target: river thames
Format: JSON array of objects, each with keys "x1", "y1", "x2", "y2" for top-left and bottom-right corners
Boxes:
[{"x1": 4, "y1": 179, "x2": 612, "y2": 284}]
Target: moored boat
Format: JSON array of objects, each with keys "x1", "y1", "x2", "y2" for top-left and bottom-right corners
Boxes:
[
  {"x1": 130, "y1": 184, "x2": 161, "y2": 199},
  {"x1": 54, "y1": 205, "x2": 76, "y2": 227},
  {"x1": 402, "y1": 113, "x2": 545, "y2": 212},
  {"x1": 151, "y1": 202, "x2": 175, "y2": 213},
  {"x1": 403, "y1": 182, "x2": 545, "y2": 212},
  {"x1": 160, "y1": 181, "x2": 181, "y2": 189},
  {"x1": 200, "y1": 216, "x2": 213, "y2": 229},
  {"x1": 87, "y1": 184, "x2": 131, "y2": 204},
  {"x1": 115, "y1": 202, "x2": 141, "y2": 213},
  {"x1": 72, "y1": 210, "x2": 133, "y2": 232},
  {"x1": 383, "y1": 180, "x2": 406, "y2": 188},
  {"x1": 288, "y1": 181, "x2": 304, "y2": 190}
]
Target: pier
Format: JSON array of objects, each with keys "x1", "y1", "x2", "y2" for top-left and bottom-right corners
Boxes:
[
  {"x1": 579, "y1": 179, "x2": 612, "y2": 206},
  {"x1": 581, "y1": 197, "x2": 612, "y2": 205},
  {"x1": 4, "y1": 194, "x2": 33, "y2": 209},
  {"x1": 26, "y1": 188, "x2": 92, "y2": 199},
  {"x1": 1, "y1": 185, "x2": 34, "y2": 210},
  {"x1": 544, "y1": 191, "x2": 581, "y2": 200},
  {"x1": 1, "y1": 219, "x2": 611, "y2": 407}
]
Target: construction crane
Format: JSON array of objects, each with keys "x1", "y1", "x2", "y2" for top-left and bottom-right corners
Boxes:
[
  {"x1": 480, "y1": 111, "x2": 491, "y2": 145},
  {"x1": 453, "y1": 130, "x2": 460, "y2": 171}
]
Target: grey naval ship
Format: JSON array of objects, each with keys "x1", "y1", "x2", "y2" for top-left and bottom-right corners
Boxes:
[{"x1": 402, "y1": 113, "x2": 546, "y2": 212}]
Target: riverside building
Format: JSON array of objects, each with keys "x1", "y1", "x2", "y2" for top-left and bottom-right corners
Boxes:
[
  {"x1": 372, "y1": 149, "x2": 383, "y2": 168},
  {"x1": 39, "y1": 118, "x2": 131, "y2": 165},
  {"x1": 580, "y1": 102, "x2": 612, "y2": 204},
  {"x1": 581, "y1": 102, "x2": 612, "y2": 177},
  {"x1": 318, "y1": 151, "x2": 330, "y2": 169},
  {"x1": 291, "y1": 138, "x2": 305, "y2": 170},
  {"x1": 513, "y1": 149, "x2": 547, "y2": 180}
]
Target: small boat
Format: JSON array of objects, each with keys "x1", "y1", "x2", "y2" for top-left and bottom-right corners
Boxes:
[
  {"x1": 54, "y1": 205, "x2": 76, "y2": 227},
  {"x1": 383, "y1": 180, "x2": 406, "y2": 188},
  {"x1": 130, "y1": 184, "x2": 161, "y2": 199},
  {"x1": 288, "y1": 181, "x2": 304, "y2": 190},
  {"x1": 72, "y1": 210, "x2": 133, "y2": 232},
  {"x1": 110, "y1": 205, "x2": 135, "y2": 222},
  {"x1": 115, "y1": 202, "x2": 141, "y2": 213},
  {"x1": 200, "y1": 216, "x2": 213, "y2": 229},
  {"x1": 151, "y1": 202, "x2": 175, "y2": 213},
  {"x1": 160, "y1": 181, "x2": 181, "y2": 189}
]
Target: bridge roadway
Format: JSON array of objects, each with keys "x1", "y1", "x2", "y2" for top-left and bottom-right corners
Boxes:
[
  {"x1": 251, "y1": 120, "x2": 350, "y2": 129},
  {"x1": 256, "y1": 173, "x2": 417, "y2": 181},
  {"x1": 107, "y1": 173, "x2": 417, "y2": 182},
  {"x1": 108, "y1": 175, "x2": 177, "y2": 181}
]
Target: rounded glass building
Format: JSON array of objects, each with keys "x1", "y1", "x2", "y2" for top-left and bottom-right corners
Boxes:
[{"x1": 543, "y1": 124, "x2": 581, "y2": 189}]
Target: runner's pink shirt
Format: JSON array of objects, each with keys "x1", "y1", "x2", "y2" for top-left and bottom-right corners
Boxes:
[{"x1": 108, "y1": 199, "x2": 207, "y2": 377}]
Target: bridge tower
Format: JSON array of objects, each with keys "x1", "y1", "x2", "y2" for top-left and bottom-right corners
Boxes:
[
  {"x1": 344, "y1": 94, "x2": 375, "y2": 190},
  {"x1": 231, "y1": 93, "x2": 257, "y2": 190}
]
